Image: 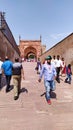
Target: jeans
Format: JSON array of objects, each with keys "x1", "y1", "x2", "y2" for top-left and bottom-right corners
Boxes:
[
  {"x1": 65, "y1": 74, "x2": 71, "y2": 84},
  {"x1": 44, "y1": 80, "x2": 56, "y2": 100}
]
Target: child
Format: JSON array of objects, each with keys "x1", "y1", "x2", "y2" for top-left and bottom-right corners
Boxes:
[{"x1": 65, "y1": 64, "x2": 72, "y2": 84}]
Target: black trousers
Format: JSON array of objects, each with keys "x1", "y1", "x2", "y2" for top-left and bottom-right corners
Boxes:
[
  {"x1": 56, "y1": 67, "x2": 61, "y2": 82},
  {"x1": 6, "y1": 75, "x2": 12, "y2": 90}
]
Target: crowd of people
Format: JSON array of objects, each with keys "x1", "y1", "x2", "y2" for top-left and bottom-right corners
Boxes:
[
  {"x1": 0, "y1": 55, "x2": 72, "y2": 105},
  {"x1": 38, "y1": 55, "x2": 72, "y2": 105},
  {"x1": 0, "y1": 56, "x2": 25, "y2": 100}
]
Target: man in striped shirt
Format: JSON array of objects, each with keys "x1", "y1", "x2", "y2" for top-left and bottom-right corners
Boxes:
[{"x1": 12, "y1": 58, "x2": 25, "y2": 100}]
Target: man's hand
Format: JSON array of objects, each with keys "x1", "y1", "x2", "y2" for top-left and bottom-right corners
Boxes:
[
  {"x1": 38, "y1": 78, "x2": 41, "y2": 82},
  {"x1": 21, "y1": 74, "x2": 25, "y2": 80},
  {"x1": 54, "y1": 76, "x2": 57, "y2": 80},
  {"x1": 23, "y1": 75, "x2": 25, "y2": 80}
]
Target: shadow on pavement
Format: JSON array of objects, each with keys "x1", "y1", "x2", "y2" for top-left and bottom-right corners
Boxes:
[
  {"x1": 20, "y1": 87, "x2": 28, "y2": 94},
  {"x1": 50, "y1": 91, "x2": 56, "y2": 99},
  {"x1": 40, "y1": 91, "x2": 57, "y2": 99},
  {"x1": 0, "y1": 76, "x2": 6, "y2": 90}
]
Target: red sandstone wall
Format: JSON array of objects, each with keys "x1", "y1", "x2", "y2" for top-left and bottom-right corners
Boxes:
[
  {"x1": 40, "y1": 33, "x2": 73, "y2": 71},
  {"x1": 0, "y1": 31, "x2": 20, "y2": 62}
]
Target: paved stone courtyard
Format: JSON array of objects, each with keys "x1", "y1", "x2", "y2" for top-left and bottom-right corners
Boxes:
[{"x1": 0, "y1": 62, "x2": 73, "y2": 130}]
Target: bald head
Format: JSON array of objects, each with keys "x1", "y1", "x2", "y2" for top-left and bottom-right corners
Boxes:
[{"x1": 5, "y1": 56, "x2": 9, "y2": 60}]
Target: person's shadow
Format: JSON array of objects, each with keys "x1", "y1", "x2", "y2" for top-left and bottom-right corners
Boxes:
[
  {"x1": 1, "y1": 76, "x2": 7, "y2": 90},
  {"x1": 40, "y1": 91, "x2": 57, "y2": 99},
  {"x1": 20, "y1": 87, "x2": 28, "y2": 94},
  {"x1": 50, "y1": 91, "x2": 57, "y2": 99}
]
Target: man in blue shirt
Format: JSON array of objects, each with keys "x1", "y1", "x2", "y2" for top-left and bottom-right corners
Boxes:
[
  {"x1": 2, "y1": 56, "x2": 13, "y2": 92},
  {"x1": 38, "y1": 55, "x2": 57, "y2": 105}
]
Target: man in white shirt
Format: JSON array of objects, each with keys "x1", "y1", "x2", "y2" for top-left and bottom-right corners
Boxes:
[
  {"x1": 51, "y1": 55, "x2": 56, "y2": 68},
  {"x1": 0, "y1": 57, "x2": 3, "y2": 89},
  {"x1": 55, "y1": 55, "x2": 62, "y2": 83}
]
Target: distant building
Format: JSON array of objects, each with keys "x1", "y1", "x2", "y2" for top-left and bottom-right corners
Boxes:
[
  {"x1": 18, "y1": 37, "x2": 46, "y2": 61},
  {"x1": 0, "y1": 12, "x2": 20, "y2": 61}
]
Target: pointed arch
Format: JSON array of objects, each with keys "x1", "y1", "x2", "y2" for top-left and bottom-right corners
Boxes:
[{"x1": 24, "y1": 46, "x2": 37, "y2": 59}]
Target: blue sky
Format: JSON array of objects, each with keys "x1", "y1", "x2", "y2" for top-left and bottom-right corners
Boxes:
[{"x1": 0, "y1": 0, "x2": 73, "y2": 50}]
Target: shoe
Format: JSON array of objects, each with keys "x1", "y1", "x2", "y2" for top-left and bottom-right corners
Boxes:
[
  {"x1": 6, "y1": 86, "x2": 11, "y2": 93},
  {"x1": 14, "y1": 96, "x2": 18, "y2": 100},
  {"x1": 65, "y1": 78, "x2": 68, "y2": 83},
  {"x1": 47, "y1": 99, "x2": 51, "y2": 105},
  {"x1": 57, "y1": 80, "x2": 60, "y2": 83},
  {"x1": 68, "y1": 82, "x2": 71, "y2": 84},
  {"x1": 56, "y1": 79, "x2": 60, "y2": 83},
  {"x1": 18, "y1": 90, "x2": 21, "y2": 95},
  {"x1": 0, "y1": 89, "x2": 1, "y2": 91},
  {"x1": 6, "y1": 89, "x2": 10, "y2": 93}
]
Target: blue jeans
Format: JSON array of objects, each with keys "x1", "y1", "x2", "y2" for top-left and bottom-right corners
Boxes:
[
  {"x1": 65, "y1": 74, "x2": 71, "y2": 84},
  {"x1": 44, "y1": 80, "x2": 56, "y2": 100}
]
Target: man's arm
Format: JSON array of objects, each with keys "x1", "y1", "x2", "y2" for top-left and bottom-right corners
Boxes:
[
  {"x1": 21, "y1": 67, "x2": 25, "y2": 80},
  {"x1": 38, "y1": 64, "x2": 44, "y2": 82}
]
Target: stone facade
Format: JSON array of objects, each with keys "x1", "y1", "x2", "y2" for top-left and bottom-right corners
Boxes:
[
  {"x1": 18, "y1": 39, "x2": 46, "y2": 60},
  {"x1": 40, "y1": 33, "x2": 73, "y2": 71},
  {"x1": 0, "y1": 31, "x2": 20, "y2": 61},
  {"x1": 0, "y1": 12, "x2": 20, "y2": 61}
]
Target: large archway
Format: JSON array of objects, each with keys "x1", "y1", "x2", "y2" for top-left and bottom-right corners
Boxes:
[
  {"x1": 19, "y1": 39, "x2": 46, "y2": 61},
  {"x1": 24, "y1": 46, "x2": 37, "y2": 61}
]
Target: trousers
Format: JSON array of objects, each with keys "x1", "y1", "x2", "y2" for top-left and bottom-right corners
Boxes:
[
  {"x1": 44, "y1": 80, "x2": 56, "y2": 100},
  {"x1": 13, "y1": 75, "x2": 21, "y2": 97}
]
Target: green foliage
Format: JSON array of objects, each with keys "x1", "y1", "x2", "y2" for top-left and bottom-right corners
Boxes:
[{"x1": 29, "y1": 55, "x2": 34, "y2": 59}]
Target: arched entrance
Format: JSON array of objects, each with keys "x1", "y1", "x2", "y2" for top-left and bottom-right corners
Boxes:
[
  {"x1": 24, "y1": 46, "x2": 37, "y2": 61},
  {"x1": 19, "y1": 39, "x2": 46, "y2": 61}
]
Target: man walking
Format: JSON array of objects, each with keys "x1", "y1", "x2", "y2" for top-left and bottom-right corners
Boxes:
[
  {"x1": 12, "y1": 58, "x2": 25, "y2": 100},
  {"x1": 2, "y1": 56, "x2": 13, "y2": 92},
  {"x1": 38, "y1": 55, "x2": 57, "y2": 105},
  {"x1": 55, "y1": 55, "x2": 62, "y2": 83}
]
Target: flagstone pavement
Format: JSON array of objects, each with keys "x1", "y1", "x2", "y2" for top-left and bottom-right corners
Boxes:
[{"x1": 0, "y1": 62, "x2": 73, "y2": 130}]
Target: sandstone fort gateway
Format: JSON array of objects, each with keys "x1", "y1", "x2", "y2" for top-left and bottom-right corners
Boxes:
[{"x1": 0, "y1": 12, "x2": 73, "y2": 71}]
